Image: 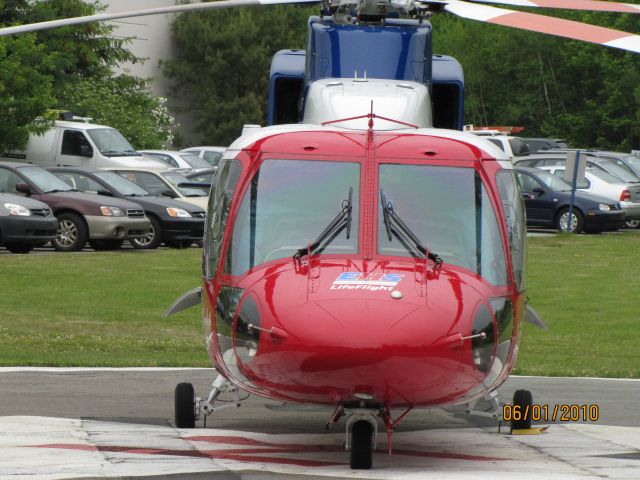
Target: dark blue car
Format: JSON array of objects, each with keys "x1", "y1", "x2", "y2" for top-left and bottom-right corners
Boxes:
[{"x1": 515, "y1": 167, "x2": 625, "y2": 233}]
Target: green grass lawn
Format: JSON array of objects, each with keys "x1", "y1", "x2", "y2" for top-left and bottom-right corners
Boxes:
[{"x1": 1, "y1": 233, "x2": 639, "y2": 377}]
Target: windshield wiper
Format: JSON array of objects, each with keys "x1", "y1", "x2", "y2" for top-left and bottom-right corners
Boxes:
[
  {"x1": 294, "y1": 187, "x2": 353, "y2": 260},
  {"x1": 380, "y1": 189, "x2": 442, "y2": 265},
  {"x1": 45, "y1": 188, "x2": 74, "y2": 193}
]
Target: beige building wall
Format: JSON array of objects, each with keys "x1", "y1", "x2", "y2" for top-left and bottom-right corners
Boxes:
[{"x1": 94, "y1": 0, "x2": 198, "y2": 146}]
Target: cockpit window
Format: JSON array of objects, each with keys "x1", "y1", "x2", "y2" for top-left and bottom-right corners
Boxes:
[
  {"x1": 377, "y1": 164, "x2": 507, "y2": 286},
  {"x1": 226, "y1": 159, "x2": 360, "y2": 276},
  {"x1": 496, "y1": 170, "x2": 526, "y2": 290},
  {"x1": 204, "y1": 159, "x2": 242, "y2": 278}
]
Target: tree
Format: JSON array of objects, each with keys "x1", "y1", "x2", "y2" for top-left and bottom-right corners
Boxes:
[
  {"x1": 0, "y1": 0, "x2": 174, "y2": 150},
  {"x1": 432, "y1": 9, "x2": 640, "y2": 150},
  {"x1": 163, "y1": 5, "x2": 315, "y2": 146}
]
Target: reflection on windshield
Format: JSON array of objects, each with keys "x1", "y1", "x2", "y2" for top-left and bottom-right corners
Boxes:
[
  {"x1": 19, "y1": 166, "x2": 74, "y2": 193},
  {"x1": 162, "y1": 171, "x2": 208, "y2": 197},
  {"x1": 226, "y1": 159, "x2": 360, "y2": 276},
  {"x1": 378, "y1": 164, "x2": 507, "y2": 285},
  {"x1": 94, "y1": 171, "x2": 149, "y2": 196},
  {"x1": 534, "y1": 170, "x2": 572, "y2": 191},
  {"x1": 180, "y1": 153, "x2": 210, "y2": 170},
  {"x1": 87, "y1": 128, "x2": 140, "y2": 157}
]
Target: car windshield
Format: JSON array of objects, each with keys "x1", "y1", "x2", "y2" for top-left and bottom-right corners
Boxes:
[
  {"x1": 588, "y1": 168, "x2": 625, "y2": 184},
  {"x1": 226, "y1": 159, "x2": 360, "y2": 275},
  {"x1": 162, "y1": 171, "x2": 208, "y2": 197},
  {"x1": 179, "y1": 153, "x2": 211, "y2": 169},
  {"x1": 87, "y1": 128, "x2": 140, "y2": 157},
  {"x1": 94, "y1": 171, "x2": 149, "y2": 196},
  {"x1": 378, "y1": 164, "x2": 507, "y2": 285},
  {"x1": 533, "y1": 169, "x2": 572, "y2": 191},
  {"x1": 18, "y1": 166, "x2": 74, "y2": 193},
  {"x1": 596, "y1": 159, "x2": 640, "y2": 183}
]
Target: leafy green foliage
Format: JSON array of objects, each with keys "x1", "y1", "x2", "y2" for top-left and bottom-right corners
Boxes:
[
  {"x1": 432, "y1": 9, "x2": 640, "y2": 149},
  {"x1": 59, "y1": 77, "x2": 176, "y2": 149},
  {"x1": 0, "y1": 0, "x2": 173, "y2": 150},
  {"x1": 162, "y1": 5, "x2": 315, "y2": 146}
]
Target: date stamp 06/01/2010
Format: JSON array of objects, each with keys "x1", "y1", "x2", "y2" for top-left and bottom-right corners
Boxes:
[{"x1": 502, "y1": 404, "x2": 600, "y2": 423}]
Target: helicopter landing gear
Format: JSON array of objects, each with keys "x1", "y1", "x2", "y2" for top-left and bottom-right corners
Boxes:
[
  {"x1": 174, "y1": 373, "x2": 242, "y2": 428},
  {"x1": 510, "y1": 389, "x2": 533, "y2": 432},
  {"x1": 345, "y1": 409, "x2": 378, "y2": 469},
  {"x1": 465, "y1": 389, "x2": 502, "y2": 421}
]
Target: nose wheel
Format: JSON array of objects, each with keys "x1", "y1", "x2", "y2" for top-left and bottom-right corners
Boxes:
[
  {"x1": 345, "y1": 409, "x2": 379, "y2": 469},
  {"x1": 510, "y1": 389, "x2": 533, "y2": 431},
  {"x1": 174, "y1": 382, "x2": 196, "y2": 428}
]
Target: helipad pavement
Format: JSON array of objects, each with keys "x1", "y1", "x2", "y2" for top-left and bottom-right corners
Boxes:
[{"x1": 1, "y1": 415, "x2": 639, "y2": 479}]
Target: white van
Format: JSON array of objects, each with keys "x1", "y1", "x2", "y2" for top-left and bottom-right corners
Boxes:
[{"x1": 1, "y1": 120, "x2": 167, "y2": 169}]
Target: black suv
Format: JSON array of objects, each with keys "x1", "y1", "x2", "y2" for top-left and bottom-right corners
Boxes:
[{"x1": 50, "y1": 167, "x2": 205, "y2": 249}]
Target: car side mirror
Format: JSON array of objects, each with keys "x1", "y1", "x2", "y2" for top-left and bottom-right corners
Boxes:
[
  {"x1": 161, "y1": 189, "x2": 178, "y2": 198},
  {"x1": 97, "y1": 189, "x2": 115, "y2": 197},
  {"x1": 532, "y1": 187, "x2": 545, "y2": 196},
  {"x1": 79, "y1": 145, "x2": 93, "y2": 158},
  {"x1": 15, "y1": 183, "x2": 32, "y2": 195}
]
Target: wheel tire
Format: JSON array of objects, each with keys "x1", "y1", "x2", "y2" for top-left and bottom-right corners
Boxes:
[
  {"x1": 625, "y1": 219, "x2": 640, "y2": 229},
  {"x1": 5, "y1": 243, "x2": 33, "y2": 254},
  {"x1": 350, "y1": 420, "x2": 374, "y2": 469},
  {"x1": 195, "y1": 239, "x2": 203, "y2": 248},
  {"x1": 166, "y1": 240, "x2": 191, "y2": 249},
  {"x1": 52, "y1": 213, "x2": 88, "y2": 252},
  {"x1": 89, "y1": 239, "x2": 124, "y2": 251},
  {"x1": 131, "y1": 216, "x2": 162, "y2": 250},
  {"x1": 511, "y1": 389, "x2": 533, "y2": 432},
  {"x1": 175, "y1": 382, "x2": 196, "y2": 428},
  {"x1": 556, "y1": 208, "x2": 584, "y2": 234}
]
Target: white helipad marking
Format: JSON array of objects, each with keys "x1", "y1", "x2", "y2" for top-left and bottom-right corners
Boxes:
[{"x1": 1, "y1": 416, "x2": 639, "y2": 479}]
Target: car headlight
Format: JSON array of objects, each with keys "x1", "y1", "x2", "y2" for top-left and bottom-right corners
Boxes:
[
  {"x1": 100, "y1": 206, "x2": 126, "y2": 216},
  {"x1": 598, "y1": 203, "x2": 611, "y2": 211},
  {"x1": 166, "y1": 207, "x2": 191, "y2": 218},
  {"x1": 4, "y1": 203, "x2": 31, "y2": 216}
]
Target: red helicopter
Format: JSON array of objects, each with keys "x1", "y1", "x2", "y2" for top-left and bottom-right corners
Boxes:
[{"x1": 2, "y1": 0, "x2": 639, "y2": 470}]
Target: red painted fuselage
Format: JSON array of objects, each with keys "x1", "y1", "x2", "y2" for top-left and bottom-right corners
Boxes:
[{"x1": 201, "y1": 126, "x2": 526, "y2": 410}]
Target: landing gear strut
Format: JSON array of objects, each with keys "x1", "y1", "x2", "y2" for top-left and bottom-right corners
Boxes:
[{"x1": 174, "y1": 373, "x2": 242, "y2": 428}]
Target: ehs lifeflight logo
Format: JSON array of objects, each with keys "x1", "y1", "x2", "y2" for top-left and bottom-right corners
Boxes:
[{"x1": 330, "y1": 272, "x2": 404, "y2": 292}]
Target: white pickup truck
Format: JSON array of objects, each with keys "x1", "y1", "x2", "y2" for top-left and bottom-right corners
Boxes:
[{"x1": 1, "y1": 120, "x2": 166, "y2": 170}]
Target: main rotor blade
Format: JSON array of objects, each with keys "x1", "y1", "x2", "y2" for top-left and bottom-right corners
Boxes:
[
  {"x1": 472, "y1": 0, "x2": 640, "y2": 14},
  {"x1": 445, "y1": 0, "x2": 640, "y2": 53},
  {"x1": 0, "y1": 0, "x2": 319, "y2": 37}
]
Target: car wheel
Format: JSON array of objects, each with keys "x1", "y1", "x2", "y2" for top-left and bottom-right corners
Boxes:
[
  {"x1": 89, "y1": 239, "x2": 124, "y2": 251},
  {"x1": 53, "y1": 213, "x2": 88, "y2": 252},
  {"x1": 4, "y1": 243, "x2": 33, "y2": 254},
  {"x1": 556, "y1": 208, "x2": 584, "y2": 234},
  {"x1": 166, "y1": 240, "x2": 192, "y2": 249},
  {"x1": 131, "y1": 216, "x2": 162, "y2": 250},
  {"x1": 625, "y1": 219, "x2": 640, "y2": 229}
]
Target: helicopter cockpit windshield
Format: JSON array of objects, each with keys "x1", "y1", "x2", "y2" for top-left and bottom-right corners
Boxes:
[
  {"x1": 226, "y1": 159, "x2": 361, "y2": 276},
  {"x1": 377, "y1": 164, "x2": 508, "y2": 286}
]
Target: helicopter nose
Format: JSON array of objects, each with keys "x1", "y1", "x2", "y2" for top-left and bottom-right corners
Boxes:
[{"x1": 238, "y1": 291, "x2": 492, "y2": 405}]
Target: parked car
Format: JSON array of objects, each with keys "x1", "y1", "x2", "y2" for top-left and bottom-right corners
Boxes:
[
  {"x1": 0, "y1": 162, "x2": 150, "y2": 251},
  {"x1": 108, "y1": 167, "x2": 209, "y2": 210},
  {"x1": 139, "y1": 150, "x2": 211, "y2": 173},
  {"x1": 521, "y1": 138, "x2": 568, "y2": 152},
  {"x1": 184, "y1": 168, "x2": 217, "y2": 187},
  {"x1": 587, "y1": 151, "x2": 640, "y2": 179},
  {"x1": 49, "y1": 167, "x2": 206, "y2": 249},
  {"x1": 467, "y1": 131, "x2": 530, "y2": 158},
  {"x1": 180, "y1": 146, "x2": 225, "y2": 168},
  {"x1": 514, "y1": 152, "x2": 640, "y2": 184},
  {"x1": 0, "y1": 192, "x2": 58, "y2": 253},
  {"x1": 538, "y1": 165, "x2": 640, "y2": 228},
  {"x1": 514, "y1": 167, "x2": 625, "y2": 233}
]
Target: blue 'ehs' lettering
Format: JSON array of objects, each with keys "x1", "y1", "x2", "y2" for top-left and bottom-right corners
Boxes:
[
  {"x1": 382, "y1": 274, "x2": 402, "y2": 283},
  {"x1": 337, "y1": 272, "x2": 361, "y2": 281}
]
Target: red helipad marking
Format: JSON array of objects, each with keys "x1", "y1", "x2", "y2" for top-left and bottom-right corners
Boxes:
[{"x1": 27, "y1": 434, "x2": 507, "y2": 466}]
